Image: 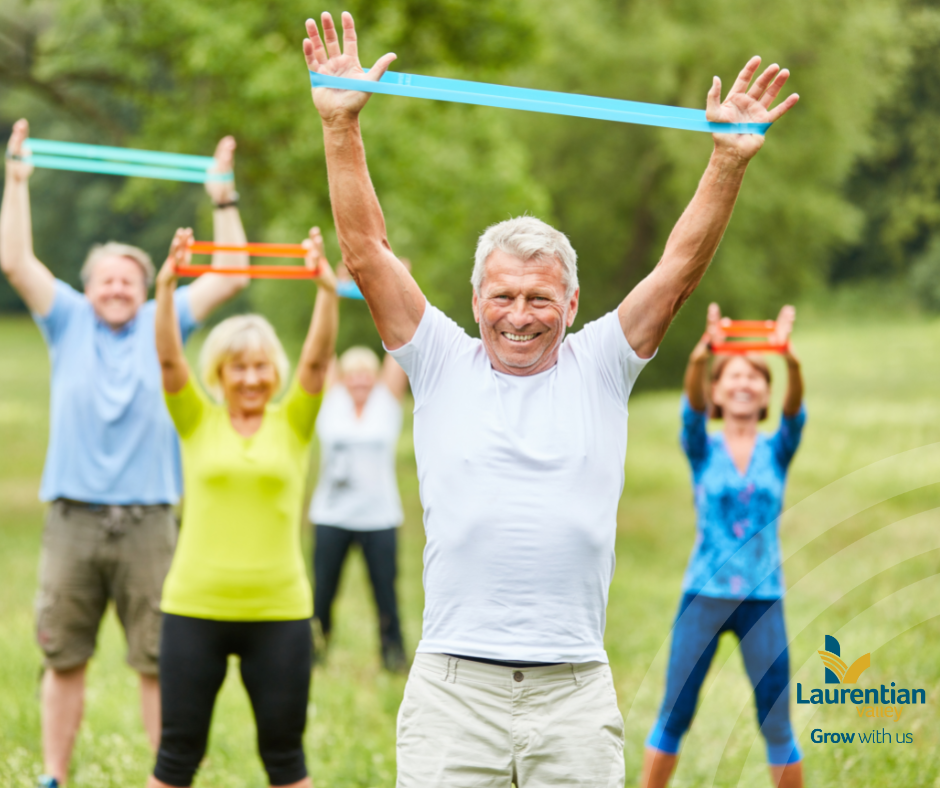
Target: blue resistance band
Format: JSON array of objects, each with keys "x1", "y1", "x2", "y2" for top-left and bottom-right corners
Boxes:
[
  {"x1": 336, "y1": 280, "x2": 364, "y2": 300},
  {"x1": 19, "y1": 139, "x2": 232, "y2": 182},
  {"x1": 309, "y1": 71, "x2": 771, "y2": 135}
]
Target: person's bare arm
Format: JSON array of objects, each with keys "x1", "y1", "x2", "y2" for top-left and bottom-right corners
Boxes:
[
  {"x1": 298, "y1": 228, "x2": 340, "y2": 396},
  {"x1": 619, "y1": 58, "x2": 799, "y2": 358},
  {"x1": 773, "y1": 305, "x2": 803, "y2": 416},
  {"x1": 187, "y1": 136, "x2": 251, "y2": 322},
  {"x1": 0, "y1": 119, "x2": 55, "y2": 315},
  {"x1": 684, "y1": 302, "x2": 723, "y2": 412},
  {"x1": 782, "y1": 353, "x2": 804, "y2": 418},
  {"x1": 155, "y1": 229, "x2": 193, "y2": 394},
  {"x1": 303, "y1": 12, "x2": 424, "y2": 350},
  {"x1": 323, "y1": 356, "x2": 339, "y2": 391},
  {"x1": 381, "y1": 354, "x2": 409, "y2": 401}
]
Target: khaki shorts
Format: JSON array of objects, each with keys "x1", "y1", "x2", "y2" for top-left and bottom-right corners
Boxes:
[
  {"x1": 35, "y1": 500, "x2": 177, "y2": 675},
  {"x1": 396, "y1": 653, "x2": 625, "y2": 788}
]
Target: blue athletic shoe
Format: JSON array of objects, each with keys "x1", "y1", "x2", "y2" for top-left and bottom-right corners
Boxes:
[{"x1": 37, "y1": 776, "x2": 60, "y2": 788}]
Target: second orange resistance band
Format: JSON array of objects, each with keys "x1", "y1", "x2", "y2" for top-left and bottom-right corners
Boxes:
[{"x1": 178, "y1": 241, "x2": 314, "y2": 279}]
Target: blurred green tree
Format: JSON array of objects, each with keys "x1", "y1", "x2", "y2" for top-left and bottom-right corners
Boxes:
[
  {"x1": 831, "y1": 0, "x2": 940, "y2": 305},
  {"x1": 509, "y1": 0, "x2": 905, "y2": 385},
  {"x1": 29, "y1": 0, "x2": 548, "y2": 352},
  {"x1": 0, "y1": 0, "x2": 912, "y2": 384}
]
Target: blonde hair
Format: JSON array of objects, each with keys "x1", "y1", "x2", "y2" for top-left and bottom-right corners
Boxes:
[
  {"x1": 80, "y1": 242, "x2": 155, "y2": 288},
  {"x1": 338, "y1": 346, "x2": 380, "y2": 377},
  {"x1": 199, "y1": 314, "x2": 290, "y2": 402}
]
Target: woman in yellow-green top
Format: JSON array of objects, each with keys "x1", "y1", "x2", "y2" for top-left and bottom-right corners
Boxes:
[{"x1": 148, "y1": 227, "x2": 338, "y2": 788}]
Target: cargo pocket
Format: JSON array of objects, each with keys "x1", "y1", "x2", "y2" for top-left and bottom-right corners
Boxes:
[{"x1": 34, "y1": 590, "x2": 63, "y2": 662}]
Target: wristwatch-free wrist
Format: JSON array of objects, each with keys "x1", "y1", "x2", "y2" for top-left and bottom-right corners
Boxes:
[{"x1": 213, "y1": 191, "x2": 239, "y2": 209}]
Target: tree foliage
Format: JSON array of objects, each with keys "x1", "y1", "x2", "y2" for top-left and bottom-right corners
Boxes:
[
  {"x1": 831, "y1": 0, "x2": 940, "y2": 311},
  {"x1": 509, "y1": 0, "x2": 904, "y2": 384},
  {"x1": 0, "y1": 0, "x2": 923, "y2": 383}
]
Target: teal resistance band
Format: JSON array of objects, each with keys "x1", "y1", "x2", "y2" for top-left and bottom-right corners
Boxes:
[
  {"x1": 336, "y1": 280, "x2": 364, "y2": 300},
  {"x1": 309, "y1": 71, "x2": 771, "y2": 135},
  {"x1": 18, "y1": 139, "x2": 232, "y2": 183}
]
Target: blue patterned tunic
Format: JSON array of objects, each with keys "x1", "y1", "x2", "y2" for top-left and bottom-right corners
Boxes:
[{"x1": 679, "y1": 396, "x2": 806, "y2": 599}]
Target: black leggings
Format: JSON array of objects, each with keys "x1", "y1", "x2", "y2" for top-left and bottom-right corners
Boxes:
[
  {"x1": 153, "y1": 613, "x2": 312, "y2": 787},
  {"x1": 313, "y1": 525, "x2": 403, "y2": 660}
]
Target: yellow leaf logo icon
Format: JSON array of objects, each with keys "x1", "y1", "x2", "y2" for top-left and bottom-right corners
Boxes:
[{"x1": 818, "y1": 636, "x2": 870, "y2": 684}]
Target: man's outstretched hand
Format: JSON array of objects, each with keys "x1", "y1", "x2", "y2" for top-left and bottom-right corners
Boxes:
[
  {"x1": 205, "y1": 135, "x2": 237, "y2": 205},
  {"x1": 5, "y1": 119, "x2": 33, "y2": 183},
  {"x1": 706, "y1": 56, "x2": 799, "y2": 162},
  {"x1": 303, "y1": 12, "x2": 397, "y2": 126}
]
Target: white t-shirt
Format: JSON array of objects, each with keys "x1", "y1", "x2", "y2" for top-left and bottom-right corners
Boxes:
[
  {"x1": 309, "y1": 382, "x2": 404, "y2": 531},
  {"x1": 389, "y1": 304, "x2": 651, "y2": 663}
]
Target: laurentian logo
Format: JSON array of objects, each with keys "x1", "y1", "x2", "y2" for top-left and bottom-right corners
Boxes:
[
  {"x1": 817, "y1": 635, "x2": 871, "y2": 685},
  {"x1": 805, "y1": 636, "x2": 926, "y2": 745},
  {"x1": 798, "y1": 635, "x2": 925, "y2": 714}
]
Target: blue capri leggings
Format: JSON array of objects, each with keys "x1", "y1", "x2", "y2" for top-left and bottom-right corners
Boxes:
[{"x1": 647, "y1": 593, "x2": 801, "y2": 766}]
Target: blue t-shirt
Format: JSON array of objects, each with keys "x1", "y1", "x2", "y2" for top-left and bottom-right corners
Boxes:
[
  {"x1": 33, "y1": 279, "x2": 198, "y2": 504},
  {"x1": 679, "y1": 395, "x2": 806, "y2": 599}
]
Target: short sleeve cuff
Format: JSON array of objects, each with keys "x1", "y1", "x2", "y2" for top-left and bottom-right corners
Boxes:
[
  {"x1": 384, "y1": 299, "x2": 437, "y2": 381},
  {"x1": 782, "y1": 403, "x2": 807, "y2": 427},
  {"x1": 164, "y1": 376, "x2": 206, "y2": 437},
  {"x1": 615, "y1": 315, "x2": 658, "y2": 366},
  {"x1": 593, "y1": 310, "x2": 656, "y2": 402},
  {"x1": 384, "y1": 300, "x2": 434, "y2": 358},
  {"x1": 681, "y1": 393, "x2": 708, "y2": 420},
  {"x1": 284, "y1": 375, "x2": 324, "y2": 441},
  {"x1": 33, "y1": 279, "x2": 85, "y2": 343},
  {"x1": 164, "y1": 376, "x2": 201, "y2": 407}
]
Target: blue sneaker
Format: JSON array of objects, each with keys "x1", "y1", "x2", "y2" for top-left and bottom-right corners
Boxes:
[{"x1": 37, "y1": 776, "x2": 60, "y2": 788}]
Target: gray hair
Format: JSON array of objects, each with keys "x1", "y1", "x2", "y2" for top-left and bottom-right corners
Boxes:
[
  {"x1": 199, "y1": 314, "x2": 290, "y2": 402},
  {"x1": 80, "y1": 242, "x2": 155, "y2": 288},
  {"x1": 472, "y1": 216, "x2": 578, "y2": 298}
]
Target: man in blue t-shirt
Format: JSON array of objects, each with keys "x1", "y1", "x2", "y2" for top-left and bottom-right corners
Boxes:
[{"x1": 1, "y1": 119, "x2": 250, "y2": 788}]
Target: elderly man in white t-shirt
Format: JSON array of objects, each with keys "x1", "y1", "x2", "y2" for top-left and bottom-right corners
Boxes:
[{"x1": 303, "y1": 12, "x2": 798, "y2": 788}]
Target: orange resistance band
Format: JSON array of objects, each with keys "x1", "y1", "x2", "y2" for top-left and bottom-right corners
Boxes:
[
  {"x1": 709, "y1": 319, "x2": 788, "y2": 354},
  {"x1": 176, "y1": 264, "x2": 317, "y2": 279},
  {"x1": 177, "y1": 241, "x2": 315, "y2": 279}
]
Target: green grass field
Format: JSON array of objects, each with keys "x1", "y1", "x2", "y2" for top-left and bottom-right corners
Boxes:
[{"x1": 1, "y1": 302, "x2": 938, "y2": 788}]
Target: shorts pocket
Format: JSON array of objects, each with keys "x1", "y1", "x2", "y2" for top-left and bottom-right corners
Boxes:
[
  {"x1": 35, "y1": 590, "x2": 63, "y2": 659},
  {"x1": 599, "y1": 671, "x2": 625, "y2": 743}
]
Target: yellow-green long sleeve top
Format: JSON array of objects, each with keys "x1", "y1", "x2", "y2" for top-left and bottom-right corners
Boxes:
[{"x1": 161, "y1": 377, "x2": 321, "y2": 621}]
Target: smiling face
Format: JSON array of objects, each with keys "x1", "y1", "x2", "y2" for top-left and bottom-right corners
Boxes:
[
  {"x1": 711, "y1": 356, "x2": 771, "y2": 421},
  {"x1": 84, "y1": 255, "x2": 148, "y2": 329},
  {"x1": 218, "y1": 347, "x2": 279, "y2": 416},
  {"x1": 471, "y1": 249, "x2": 579, "y2": 376}
]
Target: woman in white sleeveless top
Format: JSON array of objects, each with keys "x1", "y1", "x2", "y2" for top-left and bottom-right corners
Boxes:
[{"x1": 309, "y1": 345, "x2": 409, "y2": 670}]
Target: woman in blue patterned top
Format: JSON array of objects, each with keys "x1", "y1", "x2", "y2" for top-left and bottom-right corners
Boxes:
[{"x1": 642, "y1": 304, "x2": 806, "y2": 788}]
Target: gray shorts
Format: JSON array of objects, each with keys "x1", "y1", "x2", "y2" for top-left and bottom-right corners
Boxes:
[{"x1": 35, "y1": 500, "x2": 177, "y2": 675}]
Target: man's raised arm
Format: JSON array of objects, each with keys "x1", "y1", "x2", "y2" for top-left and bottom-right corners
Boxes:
[
  {"x1": 1, "y1": 119, "x2": 56, "y2": 316},
  {"x1": 619, "y1": 57, "x2": 799, "y2": 359},
  {"x1": 304, "y1": 12, "x2": 424, "y2": 350},
  {"x1": 187, "y1": 135, "x2": 251, "y2": 322}
]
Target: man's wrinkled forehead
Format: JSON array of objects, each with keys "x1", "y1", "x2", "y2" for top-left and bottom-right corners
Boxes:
[{"x1": 479, "y1": 251, "x2": 567, "y2": 292}]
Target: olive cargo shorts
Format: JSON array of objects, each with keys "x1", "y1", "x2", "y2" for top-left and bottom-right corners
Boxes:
[{"x1": 35, "y1": 500, "x2": 177, "y2": 675}]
